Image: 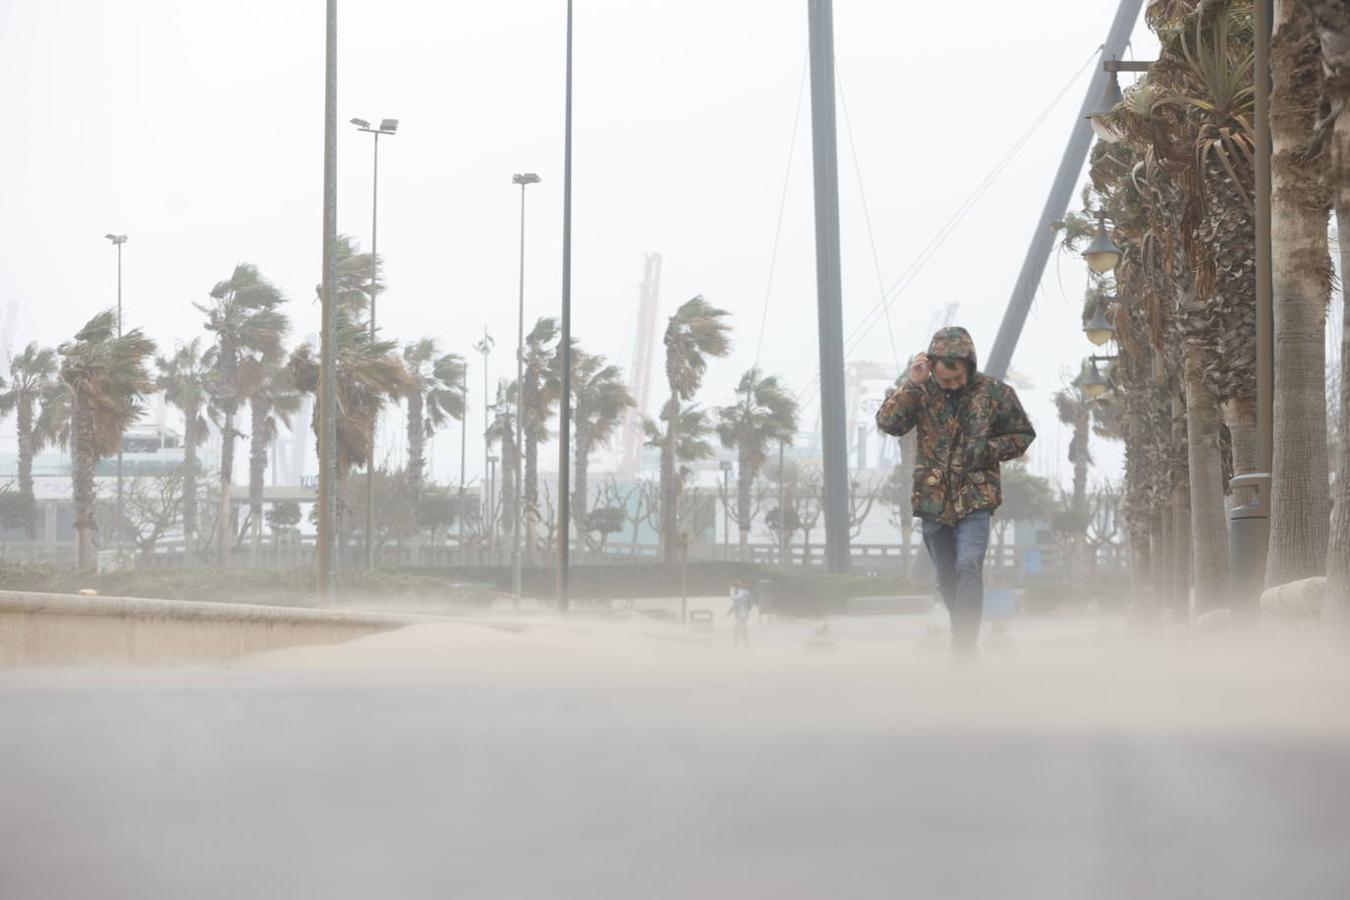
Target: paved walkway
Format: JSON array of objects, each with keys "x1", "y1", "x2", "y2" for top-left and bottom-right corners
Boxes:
[{"x1": 3, "y1": 610, "x2": 1348, "y2": 899}]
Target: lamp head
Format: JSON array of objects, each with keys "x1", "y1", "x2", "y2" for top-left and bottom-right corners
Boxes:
[
  {"x1": 513, "y1": 173, "x2": 542, "y2": 186},
  {"x1": 1082, "y1": 210, "x2": 1122, "y2": 274},
  {"x1": 1085, "y1": 72, "x2": 1125, "y2": 143},
  {"x1": 350, "y1": 117, "x2": 371, "y2": 129},
  {"x1": 1083, "y1": 305, "x2": 1115, "y2": 347},
  {"x1": 105, "y1": 233, "x2": 127, "y2": 245}
]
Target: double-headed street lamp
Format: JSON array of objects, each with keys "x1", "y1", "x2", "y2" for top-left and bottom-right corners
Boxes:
[
  {"x1": 105, "y1": 233, "x2": 128, "y2": 562},
  {"x1": 511, "y1": 173, "x2": 541, "y2": 605},
  {"x1": 350, "y1": 116, "x2": 398, "y2": 570}
]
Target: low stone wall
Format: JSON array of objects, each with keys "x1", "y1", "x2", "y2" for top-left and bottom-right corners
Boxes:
[{"x1": 0, "y1": 591, "x2": 427, "y2": 667}]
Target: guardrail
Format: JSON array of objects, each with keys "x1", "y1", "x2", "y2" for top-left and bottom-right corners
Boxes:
[{"x1": 0, "y1": 536, "x2": 1128, "y2": 578}]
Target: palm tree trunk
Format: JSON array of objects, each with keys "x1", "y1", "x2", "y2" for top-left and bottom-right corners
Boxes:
[
  {"x1": 1171, "y1": 390, "x2": 1193, "y2": 620},
  {"x1": 1222, "y1": 396, "x2": 1260, "y2": 502},
  {"x1": 737, "y1": 445, "x2": 752, "y2": 563},
  {"x1": 406, "y1": 390, "x2": 425, "y2": 493},
  {"x1": 1154, "y1": 500, "x2": 1171, "y2": 622},
  {"x1": 573, "y1": 429, "x2": 589, "y2": 558},
  {"x1": 524, "y1": 430, "x2": 539, "y2": 565},
  {"x1": 1269, "y1": 0, "x2": 1332, "y2": 586},
  {"x1": 182, "y1": 400, "x2": 198, "y2": 565},
  {"x1": 1327, "y1": 100, "x2": 1350, "y2": 625},
  {"x1": 406, "y1": 391, "x2": 425, "y2": 563},
  {"x1": 662, "y1": 395, "x2": 678, "y2": 567},
  {"x1": 248, "y1": 398, "x2": 267, "y2": 569},
  {"x1": 17, "y1": 397, "x2": 35, "y2": 539},
  {"x1": 218, "y1": 411, "x2": 235, "y2": 567},
  {"x1": 72, "y1": 393, "x2": 95, "y2": 569},
  {"x1": 1183, "y1": 356, "x2": 1231, "y2": 613}
]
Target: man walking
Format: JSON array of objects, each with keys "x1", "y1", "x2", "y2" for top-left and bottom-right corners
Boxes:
[{"x1": 876, "y1": 327, "x2": 1035, "y2": 657}]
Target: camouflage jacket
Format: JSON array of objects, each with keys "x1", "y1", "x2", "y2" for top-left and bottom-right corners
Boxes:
[{"x1": 875, "y1": 328, "x2": 1035, "y2": 525}]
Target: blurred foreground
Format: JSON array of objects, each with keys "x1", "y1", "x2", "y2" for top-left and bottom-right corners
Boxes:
[{"x1": 2, "y1": 605, "x2": 1348, "y2": 899}]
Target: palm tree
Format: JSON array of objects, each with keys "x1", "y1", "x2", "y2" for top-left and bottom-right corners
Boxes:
[
  {"x1": 246, "y1": 358, "x2": 301, "y2": 564},
  {"x1": 716, "y1": 367, "x2": 798, "y2": 561},
  {"x1": 486, "y1": 379, "x2": 520, "y2": 550},
  {"x1": 0, "y1": 343, "x2": 58, "y2": 538},
  {"x1": 332, "y1": 233, "x2": 382, "y2": 320},
  {"x1": 645, "y1": 401, "x2": 716, "y2": 556},
  {"x1": 523, "y1": 317, "x2": 560, "y2": 561},
  {"x1": 155, "y1": 339, "x2": 213, "y2": 562},
  {"x1": 1268, "y1": 0, "x2": 1332, "y2": 585},
  {"x1": 1304, "y1": 0, "x2": 1350, "y2": 622},
  {"x1": 403, "y1": 339, "x2": 466, "y2": 495},
  {"x1": 289, "y1": 310, "x2": 411, "y2": 559},
  {"x1": 1054, "y1": 369, "x2": 1098, "y2": 578},
  {"x1": 56, "y1": 311, "x2": 155, "y2": 568},
  {"x1": 570, "y1": 349, "x2": 634, "y2": 553},
  {"x1": 199, "y1": 263, "x2": 288, "y2": 565},
  {"x1": 659, "y1": 296, "x2": 731, "y2": 564}
]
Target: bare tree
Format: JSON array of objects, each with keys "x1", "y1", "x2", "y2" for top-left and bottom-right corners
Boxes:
[
  {"x1": 109, "y1": 472, "x2": 185, "y2": 559},
  {"x1": 794, "y1": 466, "x2": 824, "y2": 567},
  {"x1": 847, "y1": 476, "x2": 881, "y2": 539},
  {"x1": 1085, "y1": 481, "x2": 1123, "y2": 572}
]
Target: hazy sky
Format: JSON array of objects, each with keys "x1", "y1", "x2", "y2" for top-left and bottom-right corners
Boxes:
[{"x1": 0, "y1": 0, "x2": 1161, "y2": 488}]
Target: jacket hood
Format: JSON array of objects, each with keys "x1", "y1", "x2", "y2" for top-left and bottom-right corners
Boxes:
[{"x1": 928, "y1": 326, "x2": 978, "y2": 373}]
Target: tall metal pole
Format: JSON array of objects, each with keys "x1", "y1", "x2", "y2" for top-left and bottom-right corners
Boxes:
[
  {"x1": 317, "y1": 0, "x2": 339, "y2": 603},
  {"x1": 984, "y1": 0, "x2": 1145, "y2": 381},
  {"x1": 458, "y1": 367, "x2": 468, "y2": 563},
  {"x1": 365, "y1": 131, "x2": 380, "y2": 570},
  {"x1": 556, "y1": 0, "x2": 574, "y2": 612},
  {"x1": 511, "y1": 175, "x2": 538, "y2": 604},
  {"x1": 114, "y1": 238, "x2": 124, "y2": 563},
  {"x1": 807, "y1": 0, "x2": 850, "y2": 574}
]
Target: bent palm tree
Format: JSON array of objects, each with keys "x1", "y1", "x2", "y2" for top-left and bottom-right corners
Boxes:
[
  {"x1": 199, "y1": 263, "x2": 288, "y2": 565},
  {"x1": 570, "y1": 349, "x2": 634, "y2": 553},
  {"x1": 523, "y1": 318, "x2": 559, "y2": 561},
  {"x1": 659, "y1": 296, "x2": 731, "y2": 564},
  {"x1": 645, "y1": 401, "x2": 716, "y2": 550},
  {"x1": 0, "y1": 343, "x2": 58, "y2": 538},
  {"x1": 289, "y1": 310, "x2": 411, "y2": 559},
  {"x1": 403, "y1": 339, "x2": 466, "y2": 495},
  {"x1": 246, "y1": 357, "x2": 302, "y2": 564},
  {"x1": 155, "y1": 339, "x2": 213, "y2": 561},
  {"x1": 56, "y1": 311, "x2": 155, "y2": 568},
  {"x1": 716, "y1": 367, "x2": 798, "y2": 561}
]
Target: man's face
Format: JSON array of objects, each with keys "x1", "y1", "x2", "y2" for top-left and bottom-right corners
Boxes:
[{"x1": 933, "y1": 358, "x2": 968, "y2": 390}]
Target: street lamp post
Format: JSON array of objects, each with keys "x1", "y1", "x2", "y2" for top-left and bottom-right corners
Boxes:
[
  {"x1": 317, "y1": 0, "x2": 339, "y2": 604},
  {"x1": 511, "y1": 173, "x2": 541, "y2": 605},
  {"x1": 105, "y1": 233, "x2": 127, "y2": 565},
  {"x1": 474, "y1": 331, "x2": 494, "y2": 562},
  {"x1": 458, "y1": 363, "x2": 469, "y2": 565},
  {"x1": 557, "y1": 0, "x2": 575, "y2": 612},
  {"x1": 350, "y1": 116, "x2": 398, "y2": 570},
  {"x1": 487, "y1": 454, "x2": 499, "y2": 565},
  {"x1": 719, "y1": 460, "x2": 732, "y2": 561}
]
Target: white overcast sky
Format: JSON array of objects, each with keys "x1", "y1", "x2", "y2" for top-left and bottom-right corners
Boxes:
[{"x1": 0, "y1": 0, "x2": 1159, "y2": 489}]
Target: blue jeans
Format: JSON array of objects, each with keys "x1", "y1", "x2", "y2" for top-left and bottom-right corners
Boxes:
[{"x1": 921, "y1": 511, "x2": 992, "y2": 652}]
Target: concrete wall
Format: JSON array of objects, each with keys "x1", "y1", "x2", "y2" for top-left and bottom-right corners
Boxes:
[{"x1": 0, "y1": 591, "x2": 425, "y2": 667}]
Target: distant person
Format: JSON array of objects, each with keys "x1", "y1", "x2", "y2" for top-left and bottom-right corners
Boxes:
[
  {"x1": 875, "y1": 327, "x2": 1035, "y2": 658},
  {"x1": 728, "y1": 580, "x2": 753, "y2": 649}
]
